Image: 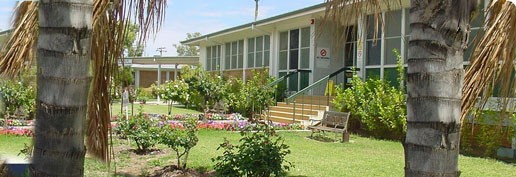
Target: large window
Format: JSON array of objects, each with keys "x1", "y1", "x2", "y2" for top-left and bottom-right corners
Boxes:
[
  {"x1": 206, "y1": 45, "x2": 221, "y2": 71},
  {"x1": 464, "y1": 0, "x2": 486, "y2": 62},
  {"x1": 279, "y1": 27, "x2": 310, "y2": 71},
  {"x1": 224, "y1": 40, "x2": 244, "y2": 70},
  {"x1": 279, "y1": 27, "x2": 311, "y2": 91},
  {"x1": 365, "y1": 9, "x2": 406, "y2": 87},
  {"x1": 248, "y1": 35, "x2": 271, "y2": 68},
  {"x1": 345, "y1": 26, "x2": 357, "y2": 67}
]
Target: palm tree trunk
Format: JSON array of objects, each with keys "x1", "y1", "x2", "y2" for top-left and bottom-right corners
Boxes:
[
  {"x1": 31, "y1": 0, "x2": 93, "y2": 176},
  {"x1": 405, "y1": 0, "x2": 477, "y2": 176}
]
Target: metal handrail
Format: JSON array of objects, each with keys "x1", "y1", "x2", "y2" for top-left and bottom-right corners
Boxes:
[
  {"x1": 266, "y1": 69, "x2": 311, "y2": 87},
  {"x1": 286, "y1": 67, "x2": 352, "y2": 104}
]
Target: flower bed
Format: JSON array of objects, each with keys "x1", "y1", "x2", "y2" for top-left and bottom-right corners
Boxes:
[
  {"x1": 112, "y1": 113, "x2": 244, "y2": 122},
  {"x1": 0, "y1": 127, "x2": 33, "y2": 137},
  {"x1": 112, "y1": 119, "x2": 304, "y2": 132}
]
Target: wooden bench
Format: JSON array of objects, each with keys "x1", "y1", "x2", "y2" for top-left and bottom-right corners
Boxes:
[{"x1": 308, "y1": 111, "x2": 350, "y2": 142}]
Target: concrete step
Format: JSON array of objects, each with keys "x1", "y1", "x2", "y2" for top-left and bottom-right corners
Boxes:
[
  {"x1": 276, "y1": 102, "x2": 328, "y2": 111},
  {"x1": 297, "y1": 95, "x2": 336, "y2": 101},
  {"x1": 269, "y1": 110, "x2": 311, "y2": 121},
  {"x1": 265, "y1": 115, "x2": 302, "y2": 124},
  {"x1": 269, "y1": 106, "x2": 319, "y2": 115},
  {"x1": 293, "y1": 98, "x2": 335, "y2": 106}
]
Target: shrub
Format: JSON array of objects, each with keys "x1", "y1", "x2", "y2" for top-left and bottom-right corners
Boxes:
[
  {"x1": 333, "y1": 76, "x2": 406, "y2": 140},
  {"x1": 228, "y1": 70, "x2": 275, "y2": 120},
  {"x1": 159, "y1": 118, "x2": 199, "y2": 169},
  {"x1": 213, "y1": 125, "x2": 293, "y2": 177},
  {"x1": 156, "y1": 80, "x2": 191, "y2": 114},
  {"x1": 136, "y1": 88, "x2": 154, "y2": 103},
  {"x1": 180, "y1": 65, "x2": 227, "y2": 111},
  {"x1": 333, "y1": 51, "x2": 406, "y2": 141},
  {"x1": 461, "y1": 109, "x2": 514, "y2": 158},
  {"x1": 118, "y1": 106, "x2": 160, "y2": 152},
  {"x1": 0, "y1": 80, "x2": 35, "y2": 118}
]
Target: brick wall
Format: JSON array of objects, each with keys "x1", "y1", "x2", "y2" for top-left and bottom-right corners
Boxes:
[{"x1": 139, "y1": 70, "x2": 178, "y2": 88}]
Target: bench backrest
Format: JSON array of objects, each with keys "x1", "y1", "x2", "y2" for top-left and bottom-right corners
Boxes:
[{"x1": 321, "y1": 111, "x2": 350, "y2": 129}]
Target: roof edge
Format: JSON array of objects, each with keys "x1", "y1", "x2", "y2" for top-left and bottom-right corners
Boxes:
[
  {"x1": 181, "y1": 3, "x2": 326, "y2": 45},
  {"x1": 0, "y1": 29, "x2": 12, "y2": 36}
]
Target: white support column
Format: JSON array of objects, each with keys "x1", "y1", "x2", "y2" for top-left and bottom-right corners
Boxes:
[
  {"x1": 166, "y1": 71, "x2": 170, "y2": 82},
  {"x1": 379, "y1": 12, "x2": 385, "y2": 80},
  {"x1": 135, "y1": 69, "x2": 140, "y2": 88},
  {"x1": 357, "y1": 14, "x2": 366, "y2": 79},
  {"x1": 243, "y1": 39, "x2": 248, "y2": 82},
  {"x1": 157, "y1": 64, "x2": 161, "y2": 102},
  {"x1": 157, "y1": 64, "x2": 162, "y2": 86},
  {"x1": 174, "y1": 64, "x2": 178, "y2": 81},
  {"x1": 309, "y1": 18, "x2": 315, "y2": 86}
]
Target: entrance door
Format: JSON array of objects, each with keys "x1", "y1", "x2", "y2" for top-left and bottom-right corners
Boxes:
[{"x1": 279, "y1": 27, "x2": 311, "y2": 93}]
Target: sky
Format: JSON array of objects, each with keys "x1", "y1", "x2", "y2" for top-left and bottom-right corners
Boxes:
[{"x1": 0, "y1": 0, "x2": 324, "y2": 56}]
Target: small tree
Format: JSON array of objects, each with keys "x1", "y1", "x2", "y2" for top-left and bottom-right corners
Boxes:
[
  {"x1": 228, "y1": 70, "x2": 275, "y2": 121},
  {"x1": 159, "y1": 118, "x2": 199, "y2": 169},
  {"x1": 156, "y1": 80, "x2": 190, "y2": 115},
  {"x1": 213, "y1": 125, "x2": 293, "y2": 177},
  {"x1": 119, "y1": 106, "x2": 160, "y2": 153},
  {"x1": 173, "y1": 32, "x2": 201, "y2": 56},
  {"x1": 0, "y1": 80, "x2": 35, "y2": 119},
  {"x1": 181, "y1": 65, "x2": 227, "y2": 112}
]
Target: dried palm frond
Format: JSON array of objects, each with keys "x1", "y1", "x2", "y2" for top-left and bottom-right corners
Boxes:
[
  {"x1": 462, "y1": 0, "x2": 516, "y2": 122},
  {"x1": 322, "y1": 0, "x2": 402, "y2": 51},
  {"x1": 0, "y1": 1, "x2": 38, "y2": 77},
  {"x1": 0, "y1": 0, "x2": 167, "y2": 162},
  {"x1": 87, "y1": 0, "x2": 167, "y2": 162}
]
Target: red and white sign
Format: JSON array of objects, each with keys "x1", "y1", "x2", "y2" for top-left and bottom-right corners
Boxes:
[
  {"x1": 320, "y1": 49, "x2": 327, "y2": 57},
  {"x1": 317, "y1": 48, "x2": 331, "y2": 59}
]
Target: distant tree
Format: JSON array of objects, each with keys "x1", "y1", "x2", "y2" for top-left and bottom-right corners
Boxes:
[
  {"x1": 124, "y1": 23, "x2": 144, "y2": 57},
  {"x1": 173, "y1": 32, "x2": 201, "y2": 56}
]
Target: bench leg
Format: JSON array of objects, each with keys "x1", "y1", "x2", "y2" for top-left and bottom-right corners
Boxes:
[{"x1": 342, "y1": 131, "x2": 350, "y2": 143}]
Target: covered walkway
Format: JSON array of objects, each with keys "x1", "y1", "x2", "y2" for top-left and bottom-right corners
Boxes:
[{"x1": 120, "y1": 56, "x2": 199, "y2": 88}]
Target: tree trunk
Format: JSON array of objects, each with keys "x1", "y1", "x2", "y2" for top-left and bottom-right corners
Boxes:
[
  {"x1": 405, "y1": 0, "x2": 476, "y2": 176},
  {"x1": 31, "y1": 0, "x2": 93, "y2": 176}
]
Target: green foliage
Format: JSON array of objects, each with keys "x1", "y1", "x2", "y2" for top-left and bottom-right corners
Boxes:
[
  {"x1": 333, "y1": 76, "x2": 406, "y2": 140},
  {"x1": 159, "y1": 118, "x2": 199, "y2": 169},
  {"x1": 116, "y1": 66, "x2": 134, "y2": 88},
  {"x1": 0, "y1": 80, "x2": 35, "y2": 117},
  {"x1": 333, "y1": 49, "x2": 406, "y2": 140},
  {"x1": 461, "y1": 109, "x2": 513, "y2": 158},
  {"x1": 136, "y1": 88, "x2": 154, "y2": 103},
  {"x1": 118, "y1": 106, "x2": 160, "y2": 152},
  {"x1": 156, "y1": 80, "x2": 191, "y2": 114},
  {"x1": 180, "y1": 65, "x2": 227, "y2": 111},
  {"x1": 392, "y1": 48, "x2": 405, "y2": 91},
  {"x1": 173, "y1": 32, "x2": 201, "y2": 56},
  {"x1": 156, "y1": 67, "x2": 274, "y2": 118},
  {"x1": 157, "y1": 80, "x2": 190, "y2": 105},
  {"x1": 228, "y1": 70, "x2": 275, "y2": 120},
  {"x1": 213, "y1": 125, "x2": 293, "y2": 177},
  {"x1": 124, "y1": 23, "x2": 144, "y2": 57}
]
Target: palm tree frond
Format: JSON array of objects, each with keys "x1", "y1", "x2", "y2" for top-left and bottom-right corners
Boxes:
[
  {"x1": 87, "y1": 0, "x2": 168, "y2": 162},
  {"x1": 322, "y1": 0, "x2": 402, "y2": 50},
  {"x1": 462, "y1": 0, "x2": 516, "y2": 122},
  {"x1": 0, "y1": 1, "x2": 38, "y2": 78}
]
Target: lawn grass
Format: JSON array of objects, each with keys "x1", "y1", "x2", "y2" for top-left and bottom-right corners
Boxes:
[
  {"x1": 2, "y1": 132, "x2": 516, "y2": 177},
  {"x1": 110, "y1": 103, "x2": 201, "y2": 115},
  {"x1": 89, "y1": 131, "x2": 516, "y2": 177},
  {"x1": 0, "y1": 135, "x2": 31, "y2": 158}
]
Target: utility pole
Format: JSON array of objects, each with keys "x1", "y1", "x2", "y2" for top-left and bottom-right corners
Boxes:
[
  {"x1": 254, "y1": 0, "x2": 259, "y2": 21},
  {"x1": 156, "y1": 47, "x2": 167, "y2": 56},
  {"x1": 155, "y1": 47, "x2": 166, "y2": 104}
]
